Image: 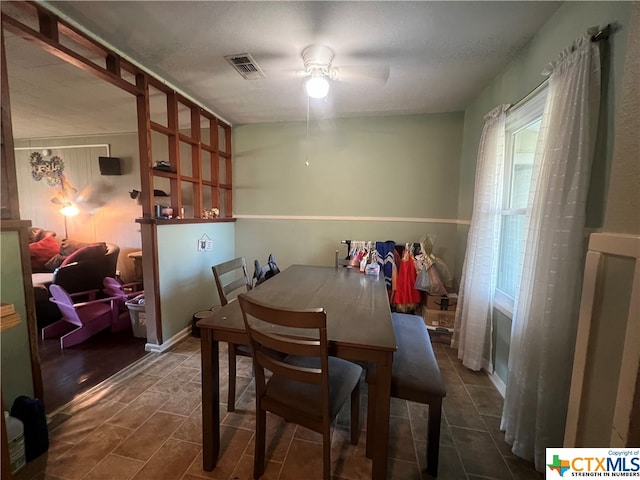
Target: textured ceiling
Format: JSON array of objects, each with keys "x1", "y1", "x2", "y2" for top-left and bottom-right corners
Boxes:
[{"x1": 3, "y1": 1, "x2": 561, "y2": 139}]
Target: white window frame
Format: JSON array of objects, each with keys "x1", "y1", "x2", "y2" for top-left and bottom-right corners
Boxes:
[{"x1": 494, "y1": 86, "x2": 548, "y2": 317}]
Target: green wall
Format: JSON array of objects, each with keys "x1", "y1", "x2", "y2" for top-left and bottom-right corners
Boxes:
[
  {"x1": 235, "y1": 218, "x2": 460, "y2": 275},
  {"x1": 156, "y1": 222, "x2": 235, "y2": 341},
  {"x1": 233, "y1": 113, "x2": 465, "y2": 279},
  {"x1": 457, "y1": 1, "x2": 633, "y2": 383},
  {"x1": 458, "y1": 1, "x2": 632, "y2": 220},
  {"x1": 603, "y1": 2, "x2": 639, "y2": 235},
  {"x1": 0, "y1": 231, "x2": 35, "y2": 407}
]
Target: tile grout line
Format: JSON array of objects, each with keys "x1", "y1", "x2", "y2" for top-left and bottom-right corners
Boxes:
[
  {"x1": 275, "y1": 424, "x2": 296, "y2": 480},
  {"x1": 447, "y1": 346, "x2": 518, "y2": 480},
  {"x1": 437, "y1": 344, "x2": 472, "y2": 480},
  {"x1": 478, "y1": 414, "x2": 520, "y2": 480},
  {"x1": 404, "y1": 398, "x2": 424, "y2": 476},
  {"x1": 73, "y1": 347, "x2": 201, "y2": 480},
  {"x1": 21, "y1": 338, "x2": 540, "y2": 480}
]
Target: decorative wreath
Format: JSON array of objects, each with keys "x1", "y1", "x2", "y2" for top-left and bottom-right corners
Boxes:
[{"x1": 30, "y1": 151, "x2": 65, "y2": 186}]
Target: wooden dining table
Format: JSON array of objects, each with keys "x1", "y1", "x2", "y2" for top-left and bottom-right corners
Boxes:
[{"x1": 198, "y1": 264, "x2": 397, "y2": 480}]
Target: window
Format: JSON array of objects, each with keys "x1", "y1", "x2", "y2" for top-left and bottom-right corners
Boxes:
[{"x1": 495, "y1": 87, "x2": 547, "y2": 313}]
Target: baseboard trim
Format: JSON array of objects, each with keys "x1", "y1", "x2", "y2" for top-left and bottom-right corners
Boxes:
[
  {"x1": 489, "y1": 371, "x2": 506, "y2": 398},
  {"x1": 145, "y1": 326, "x2": 192, "y2": 353}
]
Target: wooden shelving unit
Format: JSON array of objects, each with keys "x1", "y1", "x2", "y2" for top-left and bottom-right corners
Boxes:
[
  {"x1": 145, "y1": 79, "x2": 233, "y2": 221},
  {"x1": 1, "y1": 2, "x2": 235, "y2": 352}
]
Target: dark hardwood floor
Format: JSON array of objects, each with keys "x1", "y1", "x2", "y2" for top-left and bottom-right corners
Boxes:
[{"x1": 38, "y1": 328, "x2": 148, "y2": 413}]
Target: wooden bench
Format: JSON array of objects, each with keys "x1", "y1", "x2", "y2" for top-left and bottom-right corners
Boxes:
[{"x1": 365, "y1": 312, "x2": 447, "y2": 476}]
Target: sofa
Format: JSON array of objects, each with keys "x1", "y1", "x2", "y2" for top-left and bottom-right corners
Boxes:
[{"x1": 29, "y1": 228, "x2": 120, "y2": 327}]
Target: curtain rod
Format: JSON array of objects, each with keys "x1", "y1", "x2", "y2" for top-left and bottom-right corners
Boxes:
[
  {"x1": 507, "y1": 79, "x2": 549, "y2": 113},
  {"x1": 508, "y1": 22, "x2": 618, "y2": 112}
]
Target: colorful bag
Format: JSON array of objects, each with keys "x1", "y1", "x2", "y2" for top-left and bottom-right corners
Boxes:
[
  {"x1": 253, "y1": 254, "x2": 281, "y2": 287},
  {"x1": 414, "y1": 265, "x2": 431, "y2": 291}
]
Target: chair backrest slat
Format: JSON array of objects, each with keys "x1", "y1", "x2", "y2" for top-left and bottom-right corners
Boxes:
[
  {"x1": 48, "y1": 284, "x2": 85, "y2": 327},
  {"x1": 255, "y1": 350, "x2": 323, "y2": 385},
  {"x1": 223, "y1": 277, "x2": 250, "y2": 298},
  {"x1": 212, "y1": 257, "x2": 252, "y2": 306},
  {"x1": 250, "y1": 326, "x2": 322, "y2": 357},
  {"x1": 238, "y1": 293, "x2": 329, "y2": 394}
]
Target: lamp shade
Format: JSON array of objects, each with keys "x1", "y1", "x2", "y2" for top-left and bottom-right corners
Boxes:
[
  {"x1": 60, "y1": 203, "x2": 79, "y2": 217},
  {"x1": 305, "y1": 75, "x2": 330, "y2": 99}
]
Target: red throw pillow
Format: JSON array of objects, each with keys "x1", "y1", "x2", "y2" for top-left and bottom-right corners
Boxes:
[
  {"x1": 60, "y1": 242, "x2": 107, "y2": 267},
  {"x1": 29, "y1": 235, "x2": 60, "y2": 272}
]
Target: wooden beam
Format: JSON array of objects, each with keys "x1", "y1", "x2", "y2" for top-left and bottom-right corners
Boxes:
[
  {"x1": 18, "y1": 225, "x2": 44, "y2": 404},
  {"x1": 136, "y1": 73, "x2": 153, "y2": 219},
  {"x1": 191, "y1": 107, "x2": 203, "y2": 217},
  {"x1": 2, "y1": 13, "x2": 141, "y2": 96},
  {"x1": 210, "y1": 118, "x2": 220, "y2": 210},
  {"x1": 167, "y1": 92, "x2": 181, "y2": 214},
  {"x1": 106, "y1": 53, "x2": 121, "y2": 77},
  {"x1": 37, "y1": 8, "x2": 58, "y2": 42},
  {"x1": 223, "y1": 125, "x2": 233, "y2": 216},
  {"x1": 1, "y1": 24, "x2": 20, "y2": 220},
  {"x1": 150, "y1": 121, "x2": 173, "y2": 136},
  {"x1": 58, "y1": 22, "x2": 111, "y2": 58}
]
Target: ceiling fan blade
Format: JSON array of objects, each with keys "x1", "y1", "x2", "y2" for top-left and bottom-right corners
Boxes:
[
  {"x1": 291, "y1": 69, "x2": 310, "y2": 79},
  {"x1": 332, "y1": 64, "x2": 390, "y2": 86}
]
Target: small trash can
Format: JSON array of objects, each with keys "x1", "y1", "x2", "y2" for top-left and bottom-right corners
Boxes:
[
  {"x1": 192, "y1": 310, "x2": 214, "y2": 338},
  {"x1": 125, "y1": 295, "x2": 147, "y2": 338}
]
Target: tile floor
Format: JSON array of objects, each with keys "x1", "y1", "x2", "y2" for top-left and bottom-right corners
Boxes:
[{"x1": 14, "y1": 335, "x2": 542, "y2": 480}]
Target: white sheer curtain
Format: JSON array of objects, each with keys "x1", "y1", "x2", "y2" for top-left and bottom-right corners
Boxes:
[
  {"x1": 502, "y1": 29, "x2": 602, "y2": 470},
  {"x1": 452, "y1": 104, "x2": 509, "y2": 372}
]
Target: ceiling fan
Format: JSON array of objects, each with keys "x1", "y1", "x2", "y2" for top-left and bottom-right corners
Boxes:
[
  {"x1": 298, "y1": 45, "x2": 389, "y2": 166},
  {"x1": 299, "y1": 44, "x2": 390, "y2": 99}
]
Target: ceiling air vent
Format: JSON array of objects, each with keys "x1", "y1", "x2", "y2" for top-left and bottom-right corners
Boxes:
[{"x1": 225, "y1": 53, "x2": 265, "y2": 80}]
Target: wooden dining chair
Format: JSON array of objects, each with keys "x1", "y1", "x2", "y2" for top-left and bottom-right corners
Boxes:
[
  {"x1": 237, "y1": 293, "x2": 362, "y2": 480},
  {"x1": 211, "y1": 257, "x2": 253, "y2": 412}
]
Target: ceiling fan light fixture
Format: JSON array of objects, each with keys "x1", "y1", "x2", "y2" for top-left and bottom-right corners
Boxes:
[{"x1": 305, "y1": 74, "x2": 330, "y2": 99}]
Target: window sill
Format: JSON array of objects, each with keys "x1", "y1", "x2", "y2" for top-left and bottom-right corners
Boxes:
[{"x1": 494, "y1": 289, "x2": 514, "y2": 318}]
